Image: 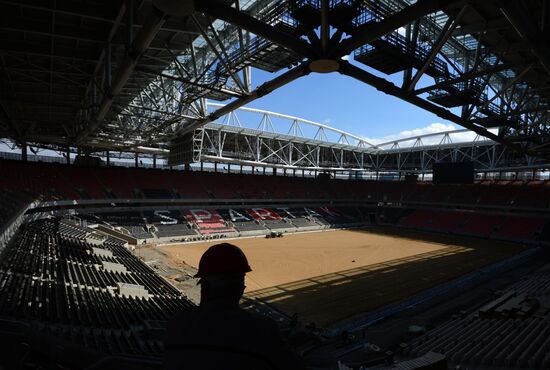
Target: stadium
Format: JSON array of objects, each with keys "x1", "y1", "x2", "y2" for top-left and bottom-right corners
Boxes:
[{"x1": 0, "y1": 0, "x2": 549, "y2": 369}]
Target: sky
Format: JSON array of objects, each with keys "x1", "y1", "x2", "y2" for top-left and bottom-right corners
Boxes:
[{"x1": 241, "y1": 64, "x2": 468, "y2": 144}]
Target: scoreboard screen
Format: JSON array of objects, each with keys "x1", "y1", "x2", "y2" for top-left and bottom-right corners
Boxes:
[{"x1": 432, "y1": 162, "x2": 474, "y2": 184}]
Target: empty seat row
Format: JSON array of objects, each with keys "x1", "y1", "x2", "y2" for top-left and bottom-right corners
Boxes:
[
  {"x1": 405, "y1": 268, "x2": 550, "y2": 369},
  {"x1": 0, "y1": 217, "x2": 195, "y2": 338},
  {"x1": 2, "y1": 159, "x2": 549, "y2": 207}
]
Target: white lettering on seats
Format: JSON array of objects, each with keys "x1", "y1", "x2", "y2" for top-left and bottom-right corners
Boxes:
[
  {"x1": 154, "y1": 210, "x2": 178, "y2": 225},
  {"x1": 304, "y1": 207, "x2": 321, "y2": 217},
  {"x1": 276, "y1": 208, "x2": 295, "y2": 218},
  {"x1": 250, "y1": 208, "x2": 281, "y2": 220},
  {"x1": 228, "y1": 209, "x2": 250, "y2": 222},
  {"x1": 189, "y1": 209, "x2": 212, "y2": 222},
  {"x1": 318, "y1": 206, "x2": 339, "y2": 216}
]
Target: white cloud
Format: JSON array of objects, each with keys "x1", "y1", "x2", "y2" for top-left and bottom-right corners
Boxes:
[{"x1": 362, "y1": 122, "x2": 494, "y2": 148}]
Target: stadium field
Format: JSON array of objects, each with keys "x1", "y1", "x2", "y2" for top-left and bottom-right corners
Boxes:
[{"x1": 159, "y1": 227, "x2": 523, "y2": 326}]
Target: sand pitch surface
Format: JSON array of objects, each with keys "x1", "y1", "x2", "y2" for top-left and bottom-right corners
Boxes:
[{"x1": 158, "y1": 228, "x2": 522, "y2": 326}]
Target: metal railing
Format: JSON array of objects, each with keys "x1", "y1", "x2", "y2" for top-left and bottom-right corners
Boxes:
[{"x1": 0, "y1": 200, "x2": 39, "y2": 252}]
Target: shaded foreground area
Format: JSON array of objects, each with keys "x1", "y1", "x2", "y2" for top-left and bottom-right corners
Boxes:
[{"x1": 161, "y1": 228, "x2": 523, "y2": 327}]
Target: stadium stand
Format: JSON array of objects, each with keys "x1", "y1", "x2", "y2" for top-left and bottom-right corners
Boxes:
[
  {"x1": 425, "y1": 210, "x2": 468, "y2": 233},
  {"x1": 281, "y1": 208, "x2": 321, "y2": 229},
  {"x1": 185, "y1": 208, "x2": 235, "y2": 234},
  {"x1": 200, "y1": 172, "x2": 240, "y2": 199},
  {"x1": 460, "y1": 214, "x2": 505, "y2": 237},
  {"x1": 94, "y1": 211, "x2": 154, "y2": 239},
  {"x1": 2, "y1": 0, "x2": 550, "y2": 367},
  {"x1": 168, "y1": 170, "x2": 210, "y2": 199},
  {"x1": 155, "y1": 224, "x2": 197, "y2": 238},
  {"x1": 0, "y1": 160, "x2": 547, "y2": 370},
  {"x1": 93, "y1": 166, "x2": 135, "y2": 199},
  {"x1": 0, "y1": 159, "x2": 548, "y2": 245},
  {"x1": 141, "y1": 210, "x2": 197, "y2": 239},
  {"x1": 494, "y1": 216, "x2": 546, "y2": 241},
  {"x1": 0, "y1": 217, "x2": 194, "y2": 366},
  {"x1": 217, "y1": 208, "x2": 268, "y2": 233},
  {"x1": 245, "y1": 208, "x2": 294, "y2": 231},
  {"x1": 512, "y1": 181, "x2": 550, "y2": 208},
  {"x1": 398, "y1": 210, "x2": 434, "y2": 229},
  {"x1": 404, "y1": 265, "x2": 550, "y2": 369},
  {"x1": 58, "y1": 166, "x2": 107, "y2": 199},
  {"x1": 130, "y1": 168, "x2": 175, "y2": 199},
  {"x1": 393, "y1": 207, "x2": 550, "y2": 243},
  {"x1": 0, "y1": 189, "x2": 26, "y2": 228},
  {"x1": 0, "y1": 159, "x2": 549, "y2": 207},
  {"x1": 478, "y1": 181, "x2": 520, "y2": 206}
]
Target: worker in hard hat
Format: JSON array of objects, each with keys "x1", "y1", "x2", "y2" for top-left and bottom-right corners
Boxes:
[{"x1": 163, "y1": 243, "x2": 305, "y2": 370}]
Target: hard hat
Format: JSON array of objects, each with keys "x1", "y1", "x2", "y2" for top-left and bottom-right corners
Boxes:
[{"x1": 195, "y1": 243, "x2": 252, "y2": 278}]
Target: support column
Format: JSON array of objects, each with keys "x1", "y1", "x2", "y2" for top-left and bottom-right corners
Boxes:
[
  {"x1": 153, "y1": 154, "x2": 157, "y2": 169},
  {"x1": 227, "y1": 163, "x2": 231, "y2": 173},
  {"x1": 21, "y1": 142, "x2": 27, "y2": 162},
  {"x1": 134, "y1": 152, "x2": 139, "y2": 168},
  {"x1": 273, "y1": 167, "x2": 277, "y2": 176},
  {"x1": 251, "y1": 165, "x2": 255, "y2": 174},
  {"x1": 283, "y1": 168, "x2": 286, "y2": 176},
  {"x1": 126, "y1": 0, "x2": 134, "y2": 49},
  {"x1": 302, "y1": 169, "x2": 305, "y2": 177},
  {"x1": 185, "y1": 163, "x2": 190, "y2": 171},
  {"x1": 200, "y1": 161, "x2": 204, "y2": 171},
  {"x1": 106, "y1": 151, "x2": 110, "y2": 166},
  {"x1": 263, "y1": 167, "x2": 266, "y2": 175},
  {"x1": 214, "y1": 162, "x2": 218, "y2": 172},
  {"x1": 240, "y1": 164, "x2": 243, "y2": 174},
  {"x1": 66, "y1": 147, "x2": 71, "y2": 164}
]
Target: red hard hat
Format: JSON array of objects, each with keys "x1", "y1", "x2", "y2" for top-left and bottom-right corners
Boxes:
[{"x1": 195, "y1": 243, "x2": 252, "y2": 278}]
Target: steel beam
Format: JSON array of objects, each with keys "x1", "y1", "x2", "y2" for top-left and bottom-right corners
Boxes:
[
  {"x1": 479, "y1": 66, "x2": 532, "y2": 111},
  {"x1": 75, "y1": 7, "x2": 167, "y2": 144},
  {"x1": 408, "y1": 6, "x2": 468, "y2": 91},
  {"x1": 338, "y1": 61, "x2": 531, "y2": 156},
  {"x1": 414, "y1": 62, "x2": 517, "y2": 95},
  {"x1": 171, "y1": 62, "x2": 311, "y2": 138},
  {"x1": 195, "y1": 0, "x2": 315, "y2": 58},
  {"x1": 133, "y1": 66, "x2": 242, "y2": 98},
  {"x1": 321, "y1": 0, "x2": 330, "y2": 53},
  {"x1": 452, "y1": 17, "x2": 509, "y2": 36},
  {"x1": 337, "y1": 0, "x2": 461, "y2": 56},
  {"x1": 500, "y1": 0, "x2": 550, "y2": 75}
]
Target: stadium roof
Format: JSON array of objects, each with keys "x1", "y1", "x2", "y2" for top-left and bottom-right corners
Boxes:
[{"x1": 0, "y1": 0, "x2": 548, "y2": 160}]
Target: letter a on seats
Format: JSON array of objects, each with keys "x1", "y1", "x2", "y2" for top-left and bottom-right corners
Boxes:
[
  {"x1": 277, "y1": 207, "x2": 295, "y2": 218},
  {"x1": 304, "y1": 207, "x2": 321, "y2": 217},
  {"x1": 228, "y1": 209, "x2": 249, "y2": 222}
]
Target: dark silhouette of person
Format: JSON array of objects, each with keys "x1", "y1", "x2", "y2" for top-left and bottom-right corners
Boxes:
[{"x1": 163, "y1": 243, "x2": 305, "y2": 370}]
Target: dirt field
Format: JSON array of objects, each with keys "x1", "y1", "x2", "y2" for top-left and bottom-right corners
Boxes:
[{"x1": 158, "y1": 227, "x2": 523, "y2": 327}]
